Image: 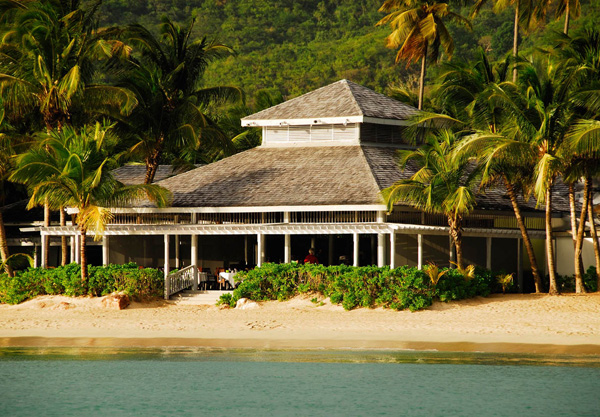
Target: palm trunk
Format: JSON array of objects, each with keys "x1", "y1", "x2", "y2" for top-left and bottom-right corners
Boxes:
[
  {"x1": 43, "y1": 201, "x2": 50, "y2": 268},
  {"x1": 60, "y1": 208, "x2": 68, "y2": 266},
  {"x1": 574, "y1": 176, "x2": 590, "y2": 293},
  {"x1": 144, "y1": 138, "x2": 164, "y2": 184},
  {"x1": 0, "y1": 211, "x2": 13, "y2": 277},
  {"x1": 448, "y1": 215, "x2": 463, "y2": 270},
  {"x1": 79, "y1": 225, "x2": 87, "y2": 285},
  {"x1": 587, "y1": 188, "x2": 600, "y2": 292},
  {"x1": 546, "y1": 186, "x2": 559, "y2": 294},
  {"x1": 418, "y1": 44, "x2": 427, "y2": 110},
  {"x1": 564, "y1": 1, "x2": 570, "y2": 35},
  {"x1": 569, "y1": 182, "x2": 584, "y2": 278},
  {"x1": 504, "y1": 177, "x2": 542, "y2": 292},
  {"x1": 512, "y1": 2, "x2": 519, "y2": 83}
]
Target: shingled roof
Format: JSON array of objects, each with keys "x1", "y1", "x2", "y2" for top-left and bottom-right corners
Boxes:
[
  {"x1": 154, "y1": 145, "x2": 570, "y2": 214},
  {"x1": 242, "y1": 79, "x2": 419, "y2": 122},
  {"x1": 112, "y1": 165, "x2": 194, "y2": 185}
]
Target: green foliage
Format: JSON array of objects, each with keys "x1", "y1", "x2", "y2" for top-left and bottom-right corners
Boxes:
[
  {"x1": 227, "y1": 263, "x2": 498, "y2": 312},
  {"x1": 0, "y1": 263, "x2": 163, "y2": 304}
]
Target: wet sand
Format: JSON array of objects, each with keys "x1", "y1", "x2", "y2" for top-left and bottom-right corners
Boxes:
[{"x1": 1, "y1": 293, "x2": 599, "y2": 354}]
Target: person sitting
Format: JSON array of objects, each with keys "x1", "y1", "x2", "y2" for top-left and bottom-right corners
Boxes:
[{"x1": 304, "y1": 248, "x2": 319, "y2": 264}]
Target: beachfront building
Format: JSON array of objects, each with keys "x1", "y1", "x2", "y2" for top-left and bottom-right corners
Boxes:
[{"x1": 30, "y1": 80, "x2": 582, "y2": 292}]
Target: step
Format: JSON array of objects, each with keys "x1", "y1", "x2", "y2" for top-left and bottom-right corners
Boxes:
[{"x1": 170, "y1": 290, "x2": 233, "y2": 305}]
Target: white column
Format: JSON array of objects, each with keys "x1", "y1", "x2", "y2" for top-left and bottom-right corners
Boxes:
[
  {"x1": 244, "y1": 235, "x2": 249, "y2": 265},
  {"x1": 40, "y1": 232, "x2": 47, "y2": 268},
  {"x1": 328, "y1": 235, "x2": 334, "y2": 265},
  {"x1": 284, "y1": 234, "x2": 291, "y2": 263},
  {"x1": 353, "y1": 232, "x2": 359, "y2": 267},
  {"x1": 486, "y1": 237, "x2": 492, "y2": 270},
  {"x1": 191, "y1": 234, "x2": 198, "y2": 268},
  {"x1": 70, "y1": 236, "x2": 76, "y2": 263},
  {"x1": 517, "y1": 238, "x2": 523, "y2": 292},
  {"x1": 390, "y1": 232, "x2": 396, "y2": 269},
  {"x1": 310, "y1": 237, "x2": 316, "y2": 249},
  {"x1": 33, "y1": 244, "x2": 39, "y2": 268},
  {"x1": 175, "y1": 234, "x2": 180, "y2": 269},
  {"x1": 102, "y1": 235, "x2": 109, "y2": 266},
  {"x1": 163, "y1": 234, "x2": 170, "y2": 279},
  {"x1": 257, "y1": 233, "x2": 265, "y2": 267},
  {"x1": 74, "y1": 233, "x2": 81, "y2": 264},
  {"x1": 417, "y1": 234, "x2": 423, "y2": 269},
  {"x1": 377, "y1": 233, "x2": 385, "y2": 267}
]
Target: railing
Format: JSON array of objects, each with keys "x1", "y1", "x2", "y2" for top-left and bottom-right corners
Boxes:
[{"x1": 164, "y1": 265, "x2": 197, "y2": 300}]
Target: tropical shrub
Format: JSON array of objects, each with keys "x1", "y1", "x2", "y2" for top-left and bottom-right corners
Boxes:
[
  {"x1": 0, "y1": 263, "x2": 163, "y2": 304},
  {"x1": 221, "y1": 263, "x2": 499, "y2": 312}
]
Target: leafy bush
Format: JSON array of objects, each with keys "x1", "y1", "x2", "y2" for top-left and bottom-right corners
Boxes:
[
  {"x1": 0, "y1": 263, "x2": 163, "y2": 304},
  {"x1": 229, "y1": 263, "x2": 498, "y2": 312}
]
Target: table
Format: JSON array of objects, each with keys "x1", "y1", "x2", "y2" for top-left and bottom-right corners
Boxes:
[{"x1": 218, "y1": 272, "x2": 237, "y2": 289}]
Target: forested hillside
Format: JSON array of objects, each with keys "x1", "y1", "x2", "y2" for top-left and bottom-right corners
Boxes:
[{"x1": 94, "y1": 0, "x2": 600, "y2": 99}]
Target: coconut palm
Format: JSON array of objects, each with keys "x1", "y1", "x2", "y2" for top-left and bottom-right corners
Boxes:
[
  {"x1": 10, "y1": 123, "x2": 172, "y2": 283},
  {"x1": 383, "y1": 129, "x2": 480, "y2": 269},
  {"x1": 376, "y1": 0, "x2": 471, "y2": 110},
  {"x1": 471, "y1": 0, "x2": 539, "y2": 82},
  {"x1": 113, "y1": 17, "x2": 243, "y2": 184},
  {"x1": 437, "y1": 50, "x2": 544, "y2": 292},
  {"x1": 0, "y1": 0, "x2": 136, "y2": 266},
  {"x1": 536, "y1": 0, "x2": 581, "y2": 34}
]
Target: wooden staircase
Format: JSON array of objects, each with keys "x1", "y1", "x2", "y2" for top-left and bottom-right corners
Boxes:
[{"x1": 170, "y1": 290, "x2": 232, "y2": 305}]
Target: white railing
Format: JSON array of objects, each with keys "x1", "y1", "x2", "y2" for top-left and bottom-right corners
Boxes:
[{"x1": 164, "y1": 265, "x2": 197, "y2": 299}]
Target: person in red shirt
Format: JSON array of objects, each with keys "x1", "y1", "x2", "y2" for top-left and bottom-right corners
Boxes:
[{"x1": 304, "y1": 248, "x2": 319, "y2": 264}]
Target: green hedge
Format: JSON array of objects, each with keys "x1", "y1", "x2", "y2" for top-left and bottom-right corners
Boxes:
[
  {"x1": 0, "y1": 263, "x2": 163, "y2": 305},
  {"x1": 219, "y1": 263, "x2": 500, "y2": 312}
]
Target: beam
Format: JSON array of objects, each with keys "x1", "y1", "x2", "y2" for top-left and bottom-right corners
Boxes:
[{"x1": 353, "y1": 232, "x2": 359, "y2": 267}]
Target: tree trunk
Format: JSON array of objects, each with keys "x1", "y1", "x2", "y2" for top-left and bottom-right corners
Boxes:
[
  {"x1": 512, "y1": 2, "x2": 519, "y2": 83},
  {"x1": 43, "y1": 201, "x2": 50, "y2": 268},
  {"x1": 79, "y1": 226, "x2": 87, "y2": 284},
  {"x1": 448, "y1": 215, "x2": 463, "y2": 270},
  {"x1": 564, "y1": 0, "x2": 570, "y2": 35},
  {"x1": 587, "y1": 188, "x2": 600, "y2": 292},
  {"x1": 0, "y1": 210, "x2": 13, "y2": 277},
  {"x1": 504, "y1": 177, "x2": 542, "y2": 292},
  {"x1": 60, "y1": 208, "x2": 68, "y2": 266},
  {"x1": 569, "y1": 182, "x2": 585, "y2": 278},
  {"x1": 546, "y1": 187, "x2": 559, "y2": 294},
  {"x1": 144, "y1": 139, "x2": 164, "y2": 184},
  {"x1": 574, "y1": 176, "x2": 590, "y2": 293},
  {"x1": 418, "y1": 44, "x2": 427, "y2": 110}
]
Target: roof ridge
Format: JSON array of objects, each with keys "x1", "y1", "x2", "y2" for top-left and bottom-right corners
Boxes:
[
  {"x1": 339, "y1": 79, "x2": 364, "y2": 116},
  {"x1": 356, "y1": 146, "x2": 386, "y2": 203}
]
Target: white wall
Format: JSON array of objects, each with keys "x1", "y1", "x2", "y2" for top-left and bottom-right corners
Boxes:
[{"x1": 556, "y1": 236, "x2": 597, "y2": 276}]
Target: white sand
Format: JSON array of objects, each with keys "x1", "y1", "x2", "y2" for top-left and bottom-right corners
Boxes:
[{"x1": 1, "y1": 293, "x2": 599, "y2": 353}]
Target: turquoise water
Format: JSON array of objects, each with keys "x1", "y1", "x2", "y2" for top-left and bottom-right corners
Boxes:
[{"x1": 1, "y1": 349, "x2": 599, "y2": 417}]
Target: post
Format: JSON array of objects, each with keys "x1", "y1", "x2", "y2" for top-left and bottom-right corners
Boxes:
[
  {"x1": 517, "y1": 238, "x2": 523, "y2": 293},
  {"x1": 328, "y1": 235, "x2": 334, "y2": 266},
  {"x1": 377, "y1": 233, "x2": 385, "y2": 267},
  {"x1": 417, "y1": 234, "x2": 423, "y2": 269},
  {"x1": 74, "y1": 233, "x2": 81, "y2": 264},
  {"x1": 40, "y1": 231, "x2": 47, "y2": 269},
  {"x1": 353, "y1": 232, "x2": 359, "y2": 267},
  {"x1": 102, "y1": 235, "x2": 109, "y2": 266},
  {"x1": 33, "y1": 244, "x2": 39, "y2": 268},
  {"x1": 257, "y1": 233, "x2": 265, "y2": 267},
  {"x1": 191, "y1": 234, "x2": 198, "y2": 290},
  {"x1": 486, "y1": 237, "x2": 492, "y2": 270},
  {"x1": 284, "y1": 234, "x2": 291, "y2": 263},
  {"x1": 70, "y1": 236, "x2": 76, "y2": 263},
  {"x1": 310, "y1": 237, "x2": 316, "y2": 249},
  {"x1": 244, "y1": 235, "x2": 249, "y2": 265},
  {"x1": 175, "y1": 234, "x2": 180, "y2": 269},
  {"x1": 390, "y1": 232, "x2": 396, "y2": 269},
  {"x1": 449, "y1": 236, "x2": 455, "y2": 267},
  {"x1": 164, "y1": 234, "x2": 170, "y2": 280}
]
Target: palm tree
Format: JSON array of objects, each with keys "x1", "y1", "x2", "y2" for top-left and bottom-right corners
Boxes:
[
  {"x1": 10, "y1": 123, "x2": 171, "y2": 283},
  {"x1": 114, "y1": 17, "x2": 243, "y2": 184},
  {"x1": 376, "y1": 0, "x2": 471, "y2": 110},
  {"x1": 0, "y1": 0, "x2": 136, "y2": 266},
  {"x1": 383, "y1": 129, "x2": 480, "y2": 269},
  {"x1": 536, "y1": 0, "x2": 581, "y2": 34},
  {"x1": 471, "y1": 0, "x2": 539, "y2": 82}
]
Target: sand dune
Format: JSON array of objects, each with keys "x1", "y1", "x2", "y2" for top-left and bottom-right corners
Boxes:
[{"x1": 1, "y1": 293, "x2": 599, "y2": 353}]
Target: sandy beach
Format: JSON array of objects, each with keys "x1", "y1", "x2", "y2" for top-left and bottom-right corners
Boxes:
[{"x1": 1, "y1": 293, "x2": 599, "y2": 354}]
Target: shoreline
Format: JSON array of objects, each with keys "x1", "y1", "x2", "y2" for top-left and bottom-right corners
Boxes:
[
  {"x1": 2, "y1": 336, "x2": 600, "y2": 355},
  {"x1": 1, "y1": 293, "x2": 600, "y2": 356}
]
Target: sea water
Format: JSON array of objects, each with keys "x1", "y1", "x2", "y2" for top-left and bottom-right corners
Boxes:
[{"x1": 0, "y1": 349, "x2": 599, "y2": 417}]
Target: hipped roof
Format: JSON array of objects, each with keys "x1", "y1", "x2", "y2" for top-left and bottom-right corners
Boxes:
[{"x1": 242, "y1": 79, "x2": 419, "y2": 122}]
